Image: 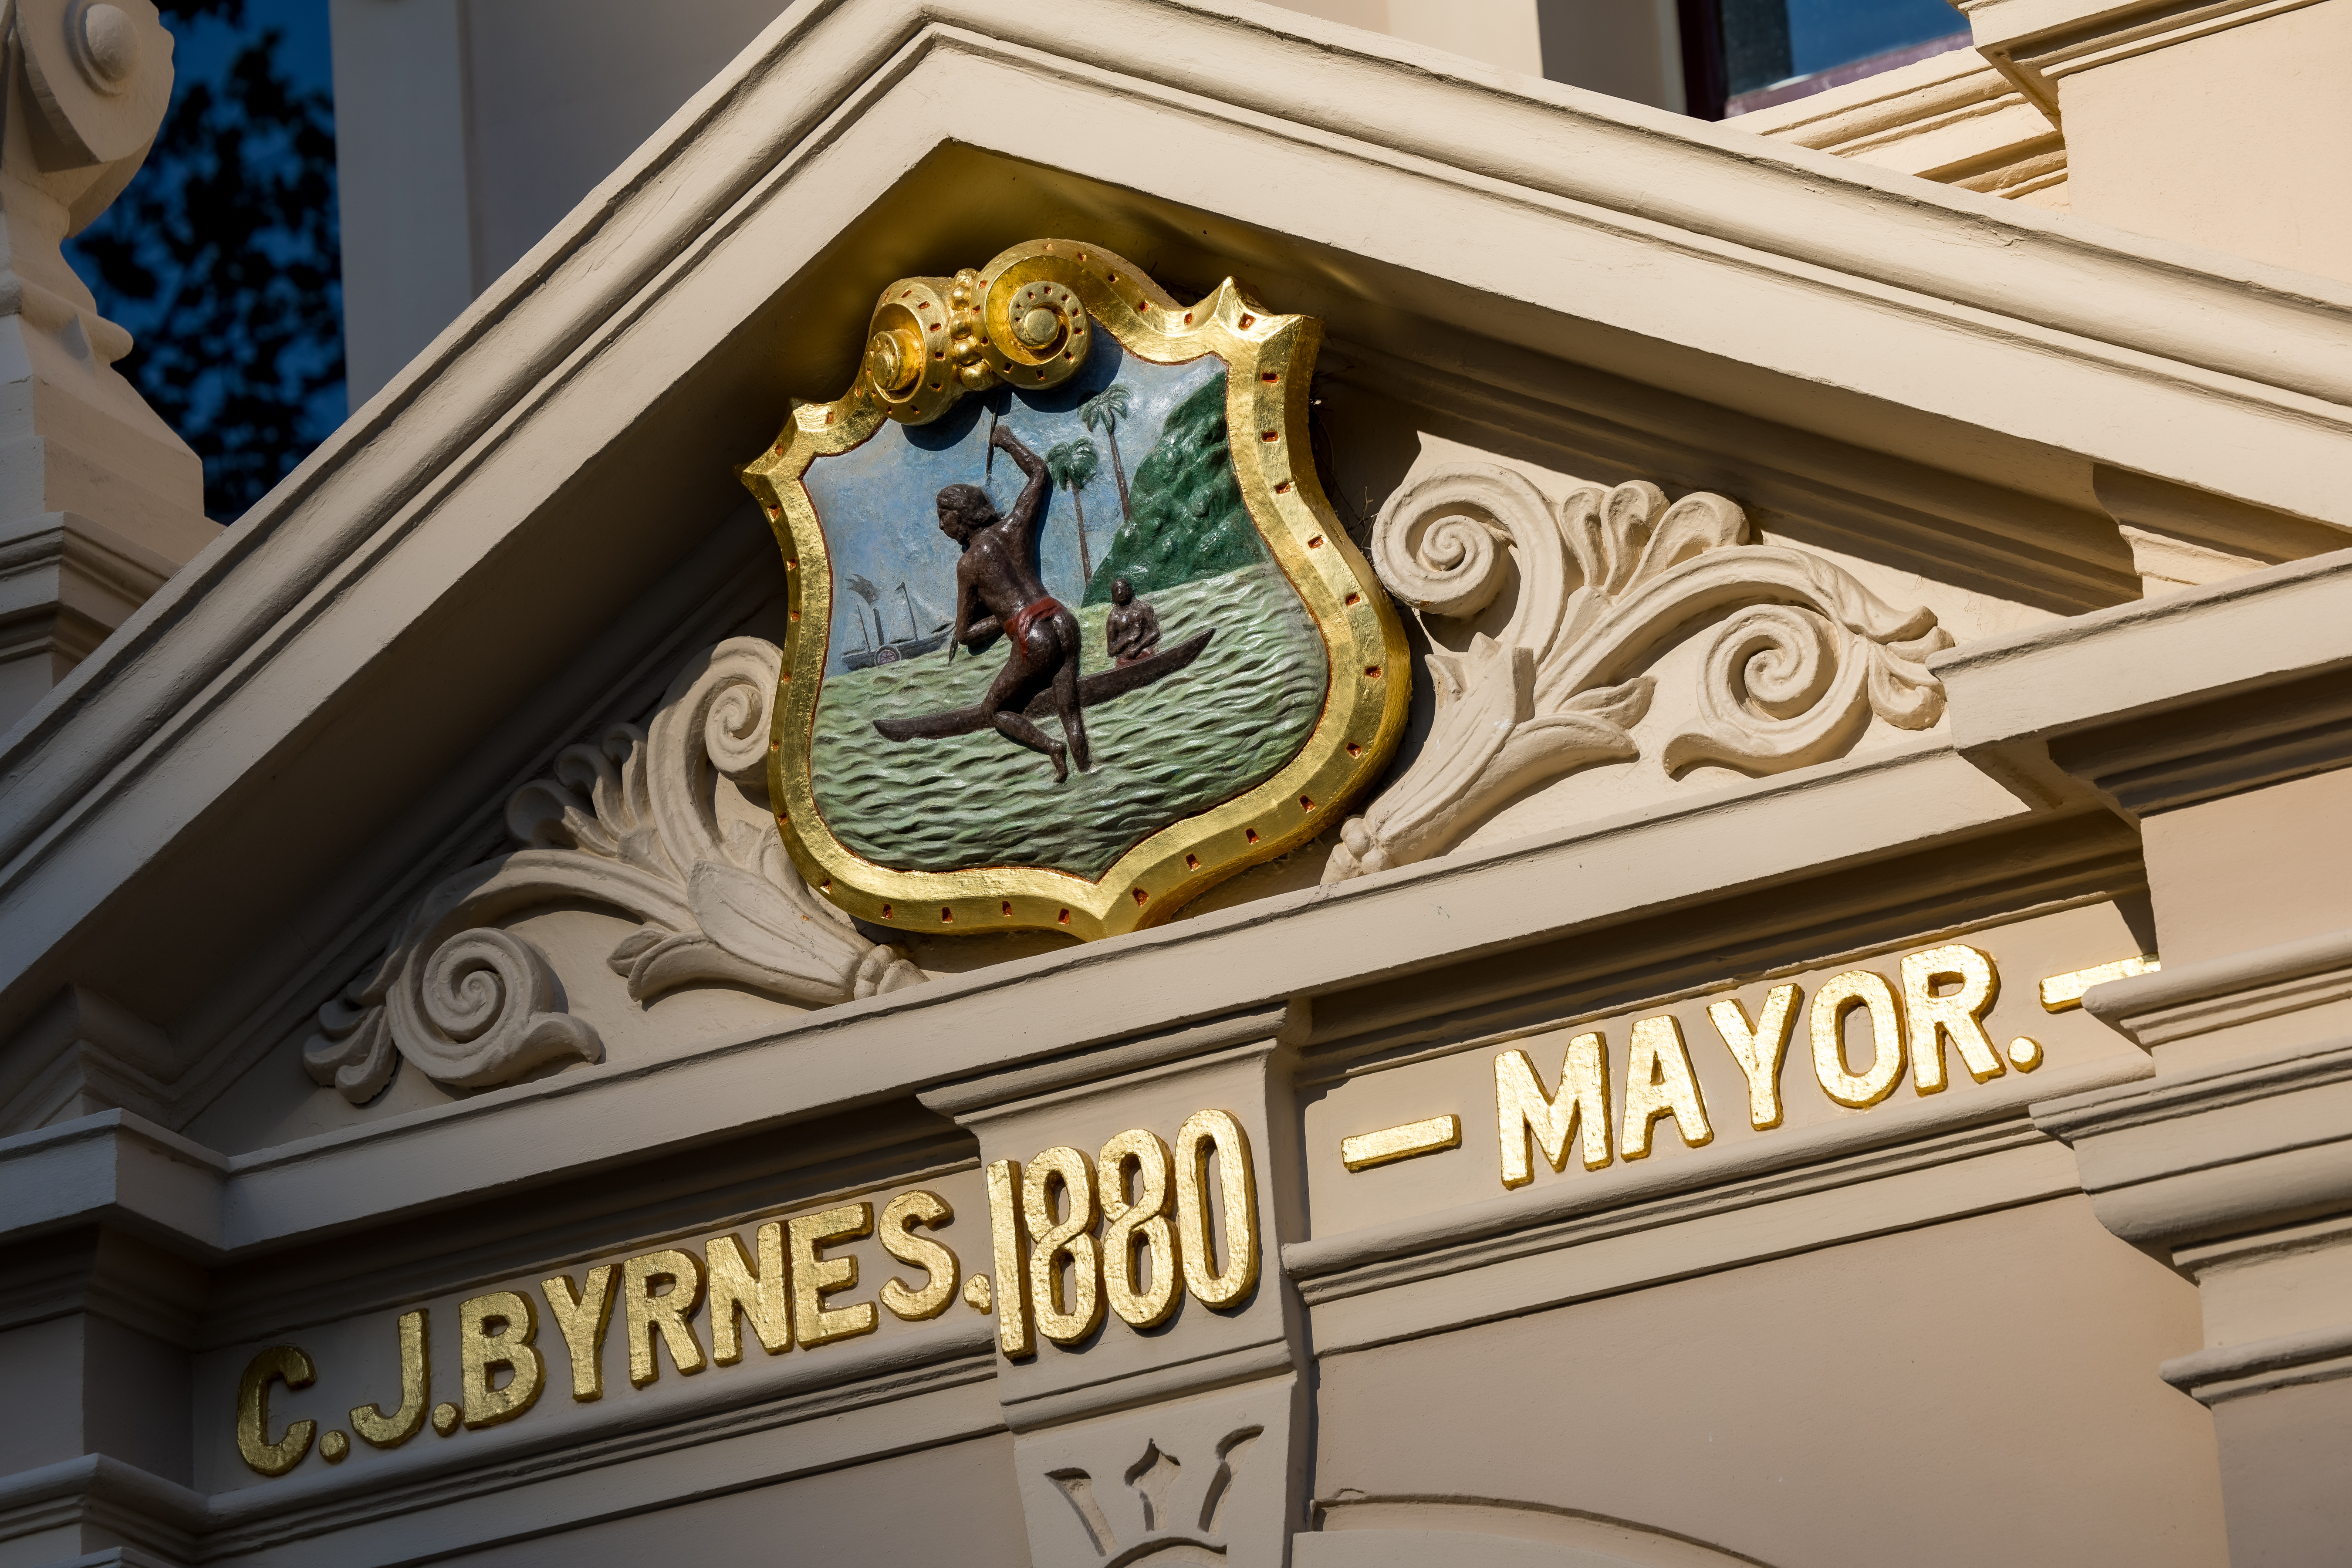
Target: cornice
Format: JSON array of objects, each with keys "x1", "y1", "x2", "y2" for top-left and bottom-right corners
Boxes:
[
  {"x1": 2083, "y1": 929, "x2": 2352, "y2": 1049},
  {"x1": 0, "y1": 1109, "x2": 226, "y2": 1252},
  {"x1": 2031, "y1": 1030, "x2": 2352, "y2": 1244},
  {"x1": 0, "y1": 1453, "x2": 205, "y2": 1565},
  {"x1": 1934, "y1": 549, "x2": 2352, "y2": 814},
  {"x1": 1963, "y1": 0, "x2": 2330, "y2": 115},
  {"x1": 2160, "y1": 1321, "x2": 2352, "y2": 1405},
  {"x1": 2034, "y1": 1028, "x2": 2352, "y2": 1145}
]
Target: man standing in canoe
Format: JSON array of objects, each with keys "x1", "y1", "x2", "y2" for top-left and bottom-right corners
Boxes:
[{"x1": 935, "y1": 421, "x2": 1092, "y2": 782}]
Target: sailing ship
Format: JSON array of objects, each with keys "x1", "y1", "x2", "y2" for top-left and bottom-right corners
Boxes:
[{"x1": 843, "y1": 580, "x2": 951, "y2": 670}]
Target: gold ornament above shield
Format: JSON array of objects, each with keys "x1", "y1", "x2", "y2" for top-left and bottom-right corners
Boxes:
[{"x1": 738, "y1": 240, "x2": 1409, "y2": 940}]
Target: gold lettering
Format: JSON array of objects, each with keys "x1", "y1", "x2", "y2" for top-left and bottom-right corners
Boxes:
[
  {"x1": 1495, "y1": 1035, "x2": 1610, "y2": 1188},
  {"x1": 350, "y1": 1310, "x2": 429, "y2": 1445},
  {"x1": 235, "y1": 1344, "x2": 316, "y2": 1477},
  {"x1": 985, "y1": 1160, "x2": 1032, "y2": 1358},
  {"x1": 1025, "y1": 1147, "x2": 1104, "y2": 1345},
  {"x1": 1708, "y1": 985, "x2": 1800, "y2": 1131},
  {"x1": 1174, "y1": 1110, "x2": 1260, "y2": 1308},
  {"x1": 541, "y1": 1266, "x2": 618, "y2": 1400},
  {"x1": 789, "y1": 1204, "x2": 878, "y2": 1348},
  {"x1": 457, "y1": 1291, "x2": 543, "y2": 1429},
  {"x1": 1098, "y1": 1130, "x2": 1180, "y2": 1328},
  {"x1": 878, "y1": 1192, "x2": 958, "y2": 1321},
  {"x1": 622, "y1": 1251, "x2": 707, "y2": 1387},
  {"x1": 1812, "y1": 970, "x2": 1905, "y2": 1108},
  {"x1": 706, "y1": 1225, "x2": 792, "y2": 1362},
  {"x1": 1622, "y1": 1014, "x2": 1714, "y2": 1159},
  {"x1": 1901, "y1": 945, "x2": 2006, "y2": 1092}
]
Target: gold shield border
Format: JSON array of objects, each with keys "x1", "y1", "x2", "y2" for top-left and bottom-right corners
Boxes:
[{"x1": 737, "y1": 240, "x2": 1409, "y2": 941}]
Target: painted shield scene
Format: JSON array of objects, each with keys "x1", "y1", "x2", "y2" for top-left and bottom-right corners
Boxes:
[{"x1": 800, "y1": 328, "x2": 1328, "y2": 880}]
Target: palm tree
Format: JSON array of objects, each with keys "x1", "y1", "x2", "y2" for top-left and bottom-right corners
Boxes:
[
  {"x1": 1078, "y1": 383, "x2": 1134, "y2": 522},
  {"x1": 1044, "y1": 439, "x2": 1103, "y2": 585}
]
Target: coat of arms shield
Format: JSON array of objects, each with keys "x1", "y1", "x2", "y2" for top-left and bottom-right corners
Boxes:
[{"x1": 739, "y1": 241, "x2": 1408, "y2": 939}]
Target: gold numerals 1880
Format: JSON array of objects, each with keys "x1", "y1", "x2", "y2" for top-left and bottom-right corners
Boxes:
[{"x1": 983, "y1": 1109, "x2": 1259, "y2": 1357}]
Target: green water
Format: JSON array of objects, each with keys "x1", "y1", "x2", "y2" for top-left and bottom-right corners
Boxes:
[{"x1": 809, "y1": 563, "x2": 1327, "y2": 879}]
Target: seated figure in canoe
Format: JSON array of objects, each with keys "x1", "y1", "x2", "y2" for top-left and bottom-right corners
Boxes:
[
  {"x1": 1105, "y1": 577, "x2": 1161, "y2": 666},
  {"x1": 876, "y1": 421, "x2": 1216, "y2": 779}
]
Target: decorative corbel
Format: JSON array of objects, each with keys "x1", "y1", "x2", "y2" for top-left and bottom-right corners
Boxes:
[
  {"x1": 303, "y1": 638, "x2": 922, "y2": 1103},
  {"x1": 1326, "y1": 464, "x2": 1953, "y2": 882}
]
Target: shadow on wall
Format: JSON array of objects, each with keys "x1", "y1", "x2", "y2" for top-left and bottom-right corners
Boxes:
[{"x1": 1302, "y1": 1496, "x2": 1779, "y2": 1567}]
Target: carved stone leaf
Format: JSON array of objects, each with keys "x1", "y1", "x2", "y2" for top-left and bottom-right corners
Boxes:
[
  {"x1": 1867, "y1": 631, "x2": 1956, "y2": 727},
  {"x1": 386, "y1": 926, "x2": 604, "y2": 1088},
  {"x1": 687, "y1": 861, "x2": 874, "y2": 1003},
  {"x1": 1630, "y1": 490, "x2": 1746, "y2": 588},
  {"x1": 1487, "y1": 710, "x2": 1643, "y2": 796},
  {"x1": 614, "y1": 930, "x2": 828, "y2": 1002},
  {"x1": 1563, "y1": 676, "x2": 1655, "y2": 727},
  {"x1": 1328, "y1": 461, "x2": 1957, "y2": 883},
  {"x1": 304, "y1": 638, "x2": 923, "y2": 1103},
  {"x1": 606, "y1": 925, "x2": 667, "y2": 974},
  {"x1": 504, "y1": 779, "x2": 609, "y2": 855},
  {"x1": 300, "y1": 994, "x2": 397, "y2": 1102}
]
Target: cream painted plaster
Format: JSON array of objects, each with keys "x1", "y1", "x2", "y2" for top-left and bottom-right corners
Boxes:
[
  {"x1": 1311, "y1": 1198, "x2": 2224, "y2": 1568},
  {"x1": 1275, "y1": 0, "x2": 1547, "y2": 77},
  {"x1": 2190, "y1": 1217, "x2": 2352, "y2": 1348},
  {"x1": 394, "y1": 1433, "x2": 1027, "y2": 1568},
  {"x1": 1728, "y1": 44, "x2": 2068, "y2": 206},
  {"x1": 2209, "y1": 1381, "x2": 2352, "y2": 1568},
  {"x1": 1531, "y1": 0, "x2": 1684, "y2": 110},
  {"x1": 327, "y1": 0, "x2": 476, "y2": 410},
  {"x1": 2141, "y1": 767, "x2": 2352, "y2": 968},
  {"x1": 2058, "y1": 0, "x2": 2352, "y2": 284}
]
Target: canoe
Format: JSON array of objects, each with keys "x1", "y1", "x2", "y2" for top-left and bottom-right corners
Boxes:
[{"x1": 871, "y1": 630, "x2": 1215, "y2": 741}]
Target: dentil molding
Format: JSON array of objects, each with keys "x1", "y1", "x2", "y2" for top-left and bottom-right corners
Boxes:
[
  {"x1": 1325, "y1": 463, "x2": 1953, "y2": 882},
  {"x1": 302, "y1": 639, "x2": 922, "y2": 1102}
]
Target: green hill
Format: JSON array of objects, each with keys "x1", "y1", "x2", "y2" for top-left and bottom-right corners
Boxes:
[{"x1": 1081, "y1": 374, "x2": 1267, "y2": 605}]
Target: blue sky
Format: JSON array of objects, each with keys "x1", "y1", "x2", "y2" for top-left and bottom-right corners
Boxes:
[
  {"x1": 801, "y1": 331, "x2": 1223, "y2": 673},
  {"x1": 1785, "y1": 0, "x2": 1967, "y2": 77},
  {"x1": 168, "y1": 0, "x2": 332, "y2": 92}
]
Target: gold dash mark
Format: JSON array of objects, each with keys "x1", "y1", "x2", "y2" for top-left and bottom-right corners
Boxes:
[
  {"x1": 2039, "y1": 955, "x2": 2159, "y2": 1012},
  {"x1": 1341, "y1": 1114, "x2": 1462, "y2": 1173}
]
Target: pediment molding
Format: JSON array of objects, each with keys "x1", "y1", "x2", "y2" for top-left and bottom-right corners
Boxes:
[{"x1": 3, "y1": 0, "x2": 2350, "y2": 1129}]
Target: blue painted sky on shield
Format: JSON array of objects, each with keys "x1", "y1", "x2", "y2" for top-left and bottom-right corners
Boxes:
[{"x1": 801, "y1": 328, "x2": 1224, "y2": 673}]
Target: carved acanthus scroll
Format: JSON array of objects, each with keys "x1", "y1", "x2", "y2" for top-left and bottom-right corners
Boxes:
[
  {"x1": 1325, "y1": 465, "x2": 1952, "y2": 882},
  {"x1": 304, "y1": 639, "x2": 921, "y2": 1102}
]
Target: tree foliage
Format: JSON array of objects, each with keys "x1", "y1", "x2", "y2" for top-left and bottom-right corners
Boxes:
[
  {"x1": 1045, "y1": 437, "x2": 1102, "y2": 581},
  {"x1": 1082, "y1": 375, "x2": 1264, "y2": 606},
  {"x1": 1078, "y1": 382, "x2": 1132, "y2": 520},
  {"x1": 66, "y1": 0, "x2": 343, "y2": 520}
]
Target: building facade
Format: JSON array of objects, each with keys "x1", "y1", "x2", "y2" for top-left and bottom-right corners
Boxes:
[{"x1": 3, "y1": 2, "x2": 2351, "y2": 1565}]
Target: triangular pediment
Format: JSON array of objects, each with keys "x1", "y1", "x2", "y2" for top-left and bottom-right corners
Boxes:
[{"x1": 3, "y1": 0, "x2": 2349, "y2": 1146}]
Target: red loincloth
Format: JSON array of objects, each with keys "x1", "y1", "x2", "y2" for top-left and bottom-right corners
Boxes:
[{"x1": 1004, "y1": 596, "x2": 1064, "y2": 668}]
